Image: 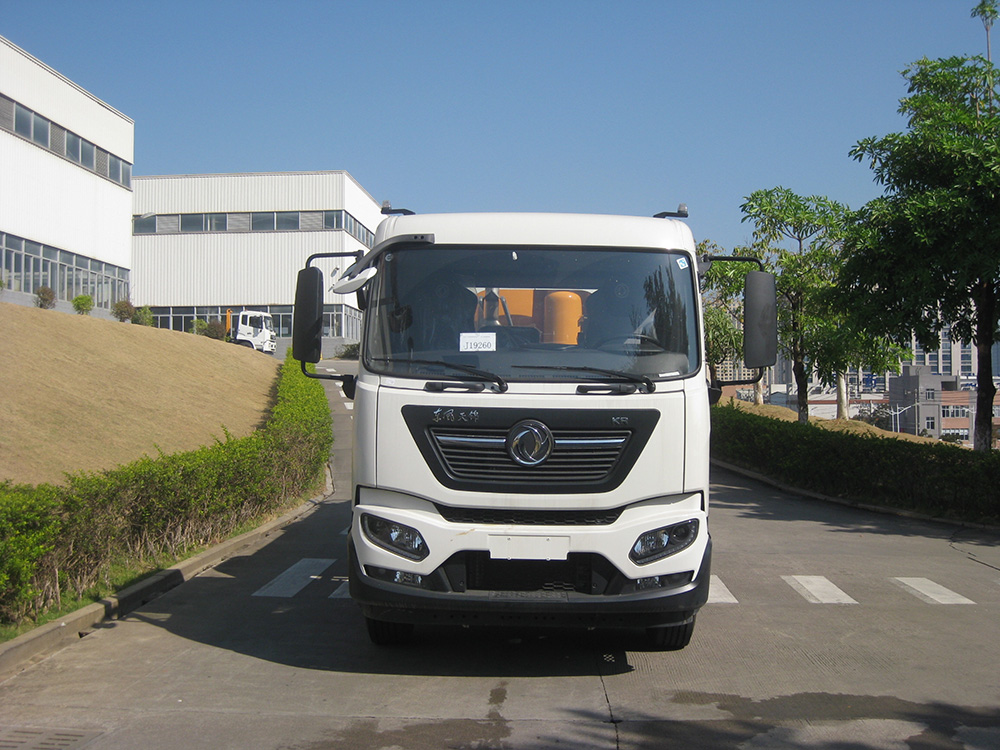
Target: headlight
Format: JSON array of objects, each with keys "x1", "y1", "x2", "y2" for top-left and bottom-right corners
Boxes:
[
  {"x1": 361, "y1": 514, "x2": 429, "y2": 561},
  {"x1": 629, "y1": 519, "x2": 699, "y2": 565}
]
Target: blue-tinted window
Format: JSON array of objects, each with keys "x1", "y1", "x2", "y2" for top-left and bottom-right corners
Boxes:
[
  {"x1": 14, "y1": 104, "x2": 31, "y2": 138},
  {"x1": 252, "y1": 212, "x2": 275, "y2": 231},
  {"x1": 31, "y1": 114, "x2": 49, "y2": 147},
  {"x1": 134, "y1": 215, "x2": 156, "y2": 234},
  {"x1": 66, "y1": 131, "x2": 81, "y2": 161},
  {"x1": 181, "y1": 214, "x2": 206, "y2": 232}
]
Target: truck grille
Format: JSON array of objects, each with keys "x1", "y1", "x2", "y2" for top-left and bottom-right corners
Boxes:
[
  {"x1": 434, "y1": 504, "x2": 623, "y2": 526},
  {"x1": 429, "y1": 427, "x2": 629, "y2": 484},
  {"x1": 402, "y1": 406, "x2": 660, "y2": 494}
]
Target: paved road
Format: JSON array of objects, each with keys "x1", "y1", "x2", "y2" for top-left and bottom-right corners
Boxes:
[{"x1": 1, "y1": 363, "x2": 998, "y2": 749}]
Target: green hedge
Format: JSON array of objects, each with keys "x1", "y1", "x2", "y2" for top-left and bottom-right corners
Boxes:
[
  {"x1": 711, "y1": 402, "x2": 1000, "y2": 526},
  {"x1": 0, "y1": 354, "x2": 332, "y2": 625}
]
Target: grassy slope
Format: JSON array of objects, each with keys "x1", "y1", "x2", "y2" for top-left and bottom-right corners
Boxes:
[{"x1": 1, "y1": 302, "x2": 280, "y2": 486}]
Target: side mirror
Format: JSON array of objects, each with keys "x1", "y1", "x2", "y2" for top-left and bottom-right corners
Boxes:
[
  {"x1": 292, "y1": 266, "x2": 324, "y2": 363},
  {"x1": 743, "y1": 271, "x2": 777, "y2": 369}
]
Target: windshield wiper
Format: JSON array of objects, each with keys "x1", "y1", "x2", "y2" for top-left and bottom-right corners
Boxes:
[
  {"x1": 511, "y1": 365, "x2": 655, "y2": 393},
  {"x1": 373, "y1": 357, "x2": 508, "y2": 393}
]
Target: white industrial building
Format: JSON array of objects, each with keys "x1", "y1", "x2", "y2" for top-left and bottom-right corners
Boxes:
[
  {"x1": 131, "y1": 171, "x2": 383, "y2": 354},
  {"x1": 0, "y1": 35, "x2": 134, "y2": 314}
]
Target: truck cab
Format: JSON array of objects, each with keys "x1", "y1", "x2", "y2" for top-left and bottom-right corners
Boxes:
[
  {"x1": 293, "y1": 211, "x2": 775, "y2": 649},
  {"x1": 228, "y1": 309, "x2": 276, "y2": 354}
]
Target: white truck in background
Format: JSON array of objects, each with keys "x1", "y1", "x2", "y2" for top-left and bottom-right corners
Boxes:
[
  {"x1": 293, "y1": 209, "x2": 776, "y2": 649},
  {"x1": 227, "y1": 309, "x2": 276, "y2": 354}
]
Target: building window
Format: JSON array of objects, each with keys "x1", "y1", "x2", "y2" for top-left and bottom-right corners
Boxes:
[
  {"x1": 251, "y1": 212, "x2": 275, "y2": 231},
  {"x1": 324, "y1": 210, "x2": 343, "y2": 230},
  {"x1": 80, "y1": 140, "x2": 95, "y2": 170},
  {"x1": 133, "y1": 215, "x2": 157, "y2": 233},
  {"x1": 1, "y1": 230, "x2": 128, "y2": 309},
  {"x1": 181, "y1": 214, "x2": 206, "y2": 232},
  {"x1": 131, "y1": 208, "x2": 375, "y2": 247},
  {"x1": 4, "y1": 97, "x2": 129, "y2": 187},
  {"x1": 275, "y1": 211, "x2": 299, "y2": 231},
  {"x1": 31, "y1": 113, "x2": 50, "y2": 147},
  {"x1": 14, "y1": 103, "x2": 31, "y2": 138},
  {"x1": 66, "y1": 131, "x2": 81, "y2": 161},
  {"x1": 925, "y1": 416, "x2": 936, "y2": 431}
]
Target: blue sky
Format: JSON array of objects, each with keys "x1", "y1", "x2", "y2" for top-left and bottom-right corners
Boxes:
[{"x1": 2, "y1": 1, "x2": 989, "y2": 251}]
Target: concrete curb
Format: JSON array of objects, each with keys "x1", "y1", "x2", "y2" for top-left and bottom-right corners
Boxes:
[{"x1": 0, "y1": 487, "x2": 329, "y2": 682}]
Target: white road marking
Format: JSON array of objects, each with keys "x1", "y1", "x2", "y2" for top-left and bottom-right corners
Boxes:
[
  {"x1": 782, "y1": 575, "x2": 858, "y2": 604},
  {"x1": 329, "y1": 582, "x2": 351, "y2": 599},
  {"x1": 252, "y1": 558, "x2": 336, "y2": 598},
  {"x1": 893, "y1": 577, "x2": 975, "y2": 604},
  {"x1": 707, "y1": 575, "x2": 738, "y2": 604}
]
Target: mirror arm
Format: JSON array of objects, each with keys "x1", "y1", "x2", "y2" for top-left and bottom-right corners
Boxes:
[{"x1": 299, "y1": 361, "x2": 357, "y2": 400}]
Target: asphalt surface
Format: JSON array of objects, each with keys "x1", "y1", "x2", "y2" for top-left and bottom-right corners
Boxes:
[{"x1": 2, "y1": 359, "x2": 999, "y2": 749}]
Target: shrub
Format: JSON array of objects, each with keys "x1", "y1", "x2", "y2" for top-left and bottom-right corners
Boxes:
[
  {"x1": 188, "y1": 319, "x2": 209, "y2": 336},
  {"x1": 0, "y1": 352, "x2": 332, "y2": 625},
  {"x1": 34, "y1": 286, "x2": 56, "y2": 310},
  {"x1": 337, "y1": 342, "x2": 360, "y2": 359},
  {"x1": 72, "y1": 295, "x2": 94, "y2": 315},
  {"x1": 111, "y1": 299, "x2": 136, "y2": 322},
  {"x1": 204, "y1": 319, "x2": 228, "y2": 340},
  {"x1": 132, "y1": 306, "x2": 154, "y2": 326},
  {"x1": 711, "y1": 402, "x2": 1000, "y2": 525}
]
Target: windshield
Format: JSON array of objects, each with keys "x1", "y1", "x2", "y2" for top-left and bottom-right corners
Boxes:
[{"x1": 364, "y1": 245, "x2": 699, "y2": 383}]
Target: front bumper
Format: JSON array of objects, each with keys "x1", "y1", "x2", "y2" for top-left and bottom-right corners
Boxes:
[{"x1": 349, "y1": 535, "x2": 711, "y2": 629}]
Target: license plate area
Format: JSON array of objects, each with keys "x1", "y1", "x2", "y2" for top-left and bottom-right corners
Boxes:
[{"x1": 487, "y1": 534, "x2": 570, "y2": 561}]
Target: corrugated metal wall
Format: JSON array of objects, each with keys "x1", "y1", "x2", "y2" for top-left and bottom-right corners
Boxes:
[
  {"x1": 131, "y1": 172, "x2": 384, "y2": 308},
  {"x1": 132, "y1": 230, "x2": 363, "y2": 306}
]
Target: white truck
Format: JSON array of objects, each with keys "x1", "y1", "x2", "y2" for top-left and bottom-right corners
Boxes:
[
  {"x1": 227, "y1": 309, "x2": 276, "y2": 354},
  {"x1": 292, "y1": 210, "x2": 775, "y2": 649}
]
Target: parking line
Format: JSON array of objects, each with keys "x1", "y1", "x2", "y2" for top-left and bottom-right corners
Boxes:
[
  {"x1": 782, "y1": 575, "x2": 857, "y2": 604},
  {"x1": 252, "y1": 558, "x2": 336, "y2": 598},
  {"x1": 329, "y1": 582, "x2": 351, "y2": 599},
  {"x1": 708, "y1": 575, "x2": 739, "y2": 604},
  {"x1": 893, "y1": 577, "x2": 975, "y2": 604}
]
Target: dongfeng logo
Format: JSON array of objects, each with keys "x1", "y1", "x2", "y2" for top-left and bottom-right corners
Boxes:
[{"x1": 506, "y1": 420, "x2": 554, "y2": 466}]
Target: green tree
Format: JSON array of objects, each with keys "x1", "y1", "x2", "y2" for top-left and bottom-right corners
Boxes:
[
  {"x1": 71, "y1": 295, "x2": 93, "y2": 316},
  {"x1": 740, "y1": 188, "x2": 849, "y2": 422},
  {"x1": 699, "y1": 240, "x2": 746, "y2": 388},
  {"x1": 972, "y1": 0, "x2": 997, "y2": 61},
  {"x1": 132, "y1": 306, "x2": 154, "y2": 326},
  {"x1": 111, "y1": 299, "x2": 136, "y2": 322},
  {"x1": 843, "y1": 54, "x2": 1000, "y2": 451}
]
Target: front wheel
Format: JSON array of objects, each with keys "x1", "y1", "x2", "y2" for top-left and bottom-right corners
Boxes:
[
  {"x1": 646, "y1": 617, "x2": 695, "y2": 651},
  {"x1": 366, "y1": 617, "x2": 415, "y2": 646}
]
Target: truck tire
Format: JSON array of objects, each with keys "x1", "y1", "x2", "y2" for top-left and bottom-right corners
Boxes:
[
  {"x1": 366, "y1": 617, "x2": 415, "y2": 646},
  {"x1": 646, "y1": 618, "x2": 695, "y2": 651}
]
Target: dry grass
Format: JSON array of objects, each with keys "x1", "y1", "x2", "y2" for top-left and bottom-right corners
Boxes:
[
  {"x1": 0, "y1": 302, "x2": 280, "y2": 486},
  {"x1": 725, "y1": 398, "x2": 936, "y2": 444}
]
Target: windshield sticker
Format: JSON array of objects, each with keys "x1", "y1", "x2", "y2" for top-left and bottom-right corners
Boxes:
[
  {"x1": 460, "y1": 331, "x2": 497, "y2": 352},
  {"x1": 676, "y1": 257, "x2": 689, "y2": 270}
]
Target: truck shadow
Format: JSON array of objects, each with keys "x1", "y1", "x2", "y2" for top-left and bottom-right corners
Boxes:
[{"x1": 121, "y1": 498, "x2": 649, "y2": 678}]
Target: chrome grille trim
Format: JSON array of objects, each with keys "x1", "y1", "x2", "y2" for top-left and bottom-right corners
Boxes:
[{"x1": 430, "y1": 427, "x2": 630, "y2": 483}]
